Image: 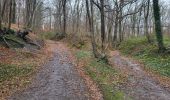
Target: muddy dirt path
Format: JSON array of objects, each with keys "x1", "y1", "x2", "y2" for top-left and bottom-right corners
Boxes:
[
  {"x1": 8, "y1": 42, "x2": 90, "y2": 100},
  {"x1": 110, "y1": 51, "x2": 170, "y2": 100}
]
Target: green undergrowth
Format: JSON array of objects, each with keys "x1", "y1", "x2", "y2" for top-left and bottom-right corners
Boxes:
[
  {"x1": 0, "y1": 63, "x2": 33, "y2": 83},
  {"x1": 75, "y1": 50, "x2": 128, "y2": 100},
  {"x1": 119, "y1": 36, "x2": 170, "y2": 77},
  {"x1": 39, "y1": 32, "x2": 56, "y2": 40}
]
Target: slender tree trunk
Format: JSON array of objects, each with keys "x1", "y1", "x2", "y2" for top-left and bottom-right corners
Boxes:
[
  {"x1": 25, "y1": 0, "x2": 37, "y2": 28},
  {"x1": 107, "y1": 13, "x2": 114, "y2": 48},
  {"x1": 144, "y1": 0, "x2": 151, "y2": 43},
  {"x1": 119, "y1": 18, "x2": 122, "y2": 42},
  {"x1": 137, "y1": 10, "x2": 142, "y2": 36},
  {"x1": 63, "y1": 0, "x2": 67, "y2": 33},
  {"x1": 25, "y1": 0, "x2": 30, "y2": 27},
  {"x1": 86, "y1": 0, "x2": 99, "y2": 58},
  {"x1": 153, "y1": 0, "x2": 166, "y2": 52},
  {"x1": 76, "y1": 0, "x2": 80, "y2": 33},
  {"x1": 49, "y1": 8, "x2": 52, "y2": 30},
  {"x1": 1, "y1": 0, "x2": 8, "y2": 28},
  {"x1": 144, "y1": 18, "x2": 151, "y2": 43},
  {"x1": 112, "y1": 10, "x2": 118, "y2": 47},
  {"x1": 18, "y1": 0, "x2": 21, "y2": 28},
  {"x1": 132, "y1": 15, "x2": 135, "y2": 36},
  {"x1": 0, "y1": 0, "x2": 2, "y2": 29},
  {"x1": 119, "y1": 1, "x2": 123, "y2": 42},
  {"x1": 100, "y1": 0, "x2": 105, "y2": 53},
  {"x1": 12, "y1": 0, "x2": 16, "y2": 23},
  {"x1": 8, "y1": 0, "x2": 12, "y2": 29}
]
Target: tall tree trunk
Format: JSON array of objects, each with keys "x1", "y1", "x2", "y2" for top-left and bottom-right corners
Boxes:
[
  {"x1": 76, "y1": 0, "x2": 80, "y2": 33},
  {"x1": 25, "y1": 0, "x2": 37, "y2": 28},
  {"x1": 18, "y1": 0, "x2": 21, "y2": 28},
  {"x1": 112, "y1": 10, "x2": 118, "y2": 47},
  {"x1": 86, "y1": 0, "x2": 99, "y2": 58},
  {"x1": 100, "y1": 0, "x2": 105, "y2": 53},
  {"x1": 12, "y1": 0, "x2": 16, "y2": 23},
  {"x1": 1, "y1": 0, "x2": 8, "y2": 28},
  {"x1": 63, "y1": 0, "x2": 67, "y2": 33},
  {"x1": 131, "y1": 14, "x2": 136, "y2": 36},
  {"x1": 30, "y1": 0, "x2": 37, "y2": 29},
  {"x1": 107, "y1": 13, "x2": 114, "y2": 48},
  {"x1": 119, "y1": 1, "x2": 123, "y2": 42},
  {"x1": 49, "y1": 8, "x2": 52, "y2": 30},
  {"x1": 153, "y1": 0, "x2": 166, "y2": 52},
  {"x1": 8, "y1": 0, "x2": 12, "y2": 29},
  {"x1": 119, "y1": 18, "x2": 122, "y2": 42},
  {"x1": 144, "y1": 0, "x2": 151, "y2": 43},
  {"x1": 0, "y1": 0, "x2": 2, "y2": 29},
  {"x1": 137, "y1": 10, "x2": 142, "y2": 36},
  {"x1": 25, "y1": 0, "x2": 30, "y2": 27}
]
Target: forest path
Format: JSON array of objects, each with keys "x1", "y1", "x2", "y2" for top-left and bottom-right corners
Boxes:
[
  {"x1": 110, "y1": 50, "x2": 170, "y2": 100},
  {"x1": 8, "y1": 41, "x2": 90, "y2": 100}
]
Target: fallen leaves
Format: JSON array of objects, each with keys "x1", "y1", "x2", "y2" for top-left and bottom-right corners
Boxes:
[{"x1": 0, "y1": 40, "x2": 59, "y2": 99}]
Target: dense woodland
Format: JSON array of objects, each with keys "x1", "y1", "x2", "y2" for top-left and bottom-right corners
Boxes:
[
  {"x1": 1, "y1": 0, "x2": 170, "y2": 100},
  {"x1": 1, "y1": 0, "x2": 170, "y2": 55}
]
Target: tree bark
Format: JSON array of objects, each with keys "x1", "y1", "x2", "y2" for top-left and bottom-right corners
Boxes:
[
  {"x1": 0, "y1": 0, "x2": 8, "y2": 29},
  {"x1": 153, "y1": 0, "x2": 166, "y2": 52},
  {"x1": 112, "y1": 10, "x2": 118, "y2": 47},
  {"x1": 119, "y1": 0, "x2": 123, "y2": 42},
  {"x1": 100, "y1": 0, "x2": 105, "y2": 53},
  {"x1": 144, "y1": 0, "x2": 151, "y2": 43},
  {"x1": 0, "y1": 0, "x2": 2, "y2": 29},
  {"x1": 12, "y1": 0, "x2": 16, "y2": 23},
  {"x1": 8, "y1": 0, "x2": 12, "y2": 29},
  {"x1": 86, "y1": 0, "x2": 99, "y2": 58},
  {"x1": 63, "y1": 0, "x2": 67, "y2": 34}
]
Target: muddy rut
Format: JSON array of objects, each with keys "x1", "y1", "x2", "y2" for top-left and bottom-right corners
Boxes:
[
  {"x1": 8, "y1": 42, "x2": 90, "y2": 100},
  {"x1": 110, "y1": 51, "x2": 170, "y2": 100}
]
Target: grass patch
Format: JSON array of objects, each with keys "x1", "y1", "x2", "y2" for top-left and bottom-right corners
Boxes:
[
  {"x1": 39, "y1": 32, "x2": 56, "y2": 40},
  {"x1": 75, "y1": 50, "x2": 127, "y2": 100},
  {"x1": 75, "y1": 50, "x2": 91, "y2": 59},
  {"x1": 119, "y1": 36, "x2": 170, "y2": 77},
  {"x1": 0, "y1": 63, "x2": 33, "y2": 83}
]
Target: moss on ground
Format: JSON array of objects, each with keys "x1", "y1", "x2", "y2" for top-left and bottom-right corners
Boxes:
[{"x1": 75, "y1": 50, "x2": 128, "y2": 100}]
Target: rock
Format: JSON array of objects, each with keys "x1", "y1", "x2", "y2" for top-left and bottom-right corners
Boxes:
[{"x1": 0, "y1": 27, "x2": 44, "y2": 51}]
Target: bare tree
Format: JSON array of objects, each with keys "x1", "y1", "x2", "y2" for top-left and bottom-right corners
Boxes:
[
  {"x1": 144, "y1": 0, "x2": 151, "y2": 43},
  {"x1": 8, "y1": 0, "x2": 12, "y2": 29},
  {"x1": 86, "y1": 0, "x2": 100, "y2": 58},
  {"x1": 62, "y1": 0, "x2": 67, "y2": 33},
  {"x1": 153, "y1": 0, "x2": 166, "y2": 52},
  {"x1": 12, "y1": 0, "x2": 16, "y2": 24}
]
